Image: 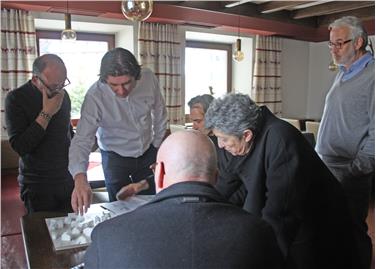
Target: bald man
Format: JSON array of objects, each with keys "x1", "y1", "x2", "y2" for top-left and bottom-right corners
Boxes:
[
  {"x1": 84, "y1": 130, "x2": 283, "y2": 269},
  {"x1": 5, "y1": 54, "x2": 74, "y2": 213},
  {"x1": 116, "y1": 94, "x2": 217, "y2": 199}
]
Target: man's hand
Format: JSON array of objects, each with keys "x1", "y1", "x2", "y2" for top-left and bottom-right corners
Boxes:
[
  {"x1": 116, "y1": 180, "x2": 149, "y2": 201},
  {"x1": 42, "y1": 87, "x2": 65, "y2": 116},
  {"x1": 71, "y1": 173, "x2": 93, "y2": 215}
]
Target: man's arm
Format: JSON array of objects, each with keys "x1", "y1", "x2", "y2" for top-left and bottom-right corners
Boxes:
[
  {"x1": 351, "y1": 82, "x2": 375, "y2": 177},
  {"x1": 5, "y1": 87, "x2": 65, "y2": 156},
  {"x1": 69, "y1": 95, "x2": 99, "y2": 215},
  {"x1": 150, "y1": 72, "x2": 168, "y2": 147}
]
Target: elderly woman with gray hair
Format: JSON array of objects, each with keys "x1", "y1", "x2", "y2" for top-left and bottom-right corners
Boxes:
[{"x1": 205, "y1": 93, "x2": 360, "y2": 269}]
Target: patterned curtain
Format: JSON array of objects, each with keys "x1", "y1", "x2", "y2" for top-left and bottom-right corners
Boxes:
[
  {"x1": 251, "y1": 35, "x2": 282, "y2": 115},
  {"x1": 138, "y1": 22, "x2": 183, "y2": 126},
  {"x1": 1, "y1": 9, "x2": 37, "y2": 139}
]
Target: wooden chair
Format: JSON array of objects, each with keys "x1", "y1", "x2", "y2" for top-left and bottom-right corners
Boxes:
[
  {"x1": 305, "y1": 121, "x2": 320, "y2": 142},
  {"x1": 281, "y1": 118, "x2": 301, "y2": 130}
]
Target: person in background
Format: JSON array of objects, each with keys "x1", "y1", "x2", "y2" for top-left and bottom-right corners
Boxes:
[
  {"x1": 188, "y1": 94, "x2": 214, "y2": 134},
  {"x1": 316, "y1": 16, "x2": 374, "y2": 269},
  {"x1": 205, "y1": 93, "x2": 360, "y2": 269},
  {"x1": 84, "y1": 130, "x2": 283, "y2": 269},
  {"x1": 5, "y1": 54, "x2": 74, "y2": 213},
  {"x1": 69, "y1": 48, "x2": 167, "y2": 214}
]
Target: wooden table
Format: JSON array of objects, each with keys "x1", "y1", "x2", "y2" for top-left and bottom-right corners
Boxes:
[
  {"x1": 20, "y1": 204, "x2": 105, "y2": 269},
  {"x1": 20, "y1": 196, "x2": 150, "y2": 269}
]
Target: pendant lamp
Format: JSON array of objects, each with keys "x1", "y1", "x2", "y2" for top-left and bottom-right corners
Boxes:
[
  {"x1": 121, "y1": 0, "x2": 153, "y2": 21},
  {"x1": 233, "y1": 15, "x2": 244, "y2": 62},
  {"x1": 61, "y1": 1, "x2": 77, "y2": 41}
]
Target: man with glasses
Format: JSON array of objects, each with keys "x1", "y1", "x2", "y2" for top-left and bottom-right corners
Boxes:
[
  {"x1": 316, "y1": 16, "x2": 374, "y2": 269},
  {"x1": 5, "y1": 54, "x2": 74, "y2": 213},
  {"x1": 69, "y1": 48, "x2": 167, "y2": 214}
]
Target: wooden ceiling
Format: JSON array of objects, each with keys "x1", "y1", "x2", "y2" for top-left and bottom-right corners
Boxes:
[{"x1": 1, "y1": 1, "x2": 375, "y2": 42}]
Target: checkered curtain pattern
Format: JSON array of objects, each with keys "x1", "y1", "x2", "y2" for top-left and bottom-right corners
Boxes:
[
  {"x1": 1, "y1": 9, "x2": 37, "y2": 139},
  {"x1": 251, "y1": 35, "x2": 282, "y2": 115},
  {"x1": 138, "y1": 22, "x2": 184, "y2": 126}
]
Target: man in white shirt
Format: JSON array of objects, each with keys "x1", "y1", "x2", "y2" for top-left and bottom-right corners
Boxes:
[{"x1": 69, "y1": 48, "x2": 167, "y2": 214}]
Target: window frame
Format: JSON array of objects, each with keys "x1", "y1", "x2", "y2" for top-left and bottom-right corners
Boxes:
[
  {"x1": 36, "y1": 30, "x2": 115, "y2": 122},
  {"x1": 185, "y1": 40, "x2": 232, "y2": 93},
  {"x1": 36, "y1": 30, "x2": 115, "y2": 55},
  {"x1": 184, "y1": 41, "x2": 232, "y2": 122}
]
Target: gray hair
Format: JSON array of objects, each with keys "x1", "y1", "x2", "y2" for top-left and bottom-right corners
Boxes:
[
  {"x1": 99, "y1": 47, "x2": 141, "y2": 82},
  {"x1": 205, "y1": 93, "x2": 262, "y2": 138},
  {"x1": 32, "y1": 54, "x2": 66, "y2": 76},
  {"x1": 329, "y1": 16, "x2": 368, "y2": 51},
  {"x1": 188, "y1": 94, "x2": 214, "y2": 113}
]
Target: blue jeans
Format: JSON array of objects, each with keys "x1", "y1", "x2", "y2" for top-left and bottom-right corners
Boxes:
[{"x1": 101, "y1": 145, "x2": 157, "y2": 202}]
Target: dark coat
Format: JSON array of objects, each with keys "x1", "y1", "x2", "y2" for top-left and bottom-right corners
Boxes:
[
  {"x1": 215, "y1": 106, "x2": 360, "y2": 269},
  {"x1": 84, "y1": 181, "x2": 283, "y2": 269}
]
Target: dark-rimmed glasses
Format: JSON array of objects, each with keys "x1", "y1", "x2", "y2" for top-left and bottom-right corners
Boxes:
[
  {"x1": 37, "y1": 76, "x2": 71, "y2": 93},
  {"x1": 328, "y1": 39, "x2": 353, "y2": 49}
]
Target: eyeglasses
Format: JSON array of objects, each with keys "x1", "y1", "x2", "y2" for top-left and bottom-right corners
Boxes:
[
  {"x1": 37, "y1": 76, "x2": 71, "y2": 93},
  {"x1": 328, "y1": 39, "x2": 353, "y2": 49}
]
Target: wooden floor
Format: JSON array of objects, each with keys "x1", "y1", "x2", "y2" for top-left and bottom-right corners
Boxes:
[
  {"x1": 1, "y1": 169, "x2": 375, "y2": 268},
  {"x1": 1, "y1": 170, "x2": 27, "y2": 268}
]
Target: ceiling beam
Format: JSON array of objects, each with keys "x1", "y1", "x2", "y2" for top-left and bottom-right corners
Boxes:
[
  {"x1": 258, "y1": 1, "x2": 313, "y2": 14},
  {"x1": 225, "y1": 0, "x2": 252, "y2": 8},
  {"x1": 292, "y1": 1, "x2": 375, "y2": 19},
  {"x1": 318, "y1": 7, "x2": 375, "y2": 26}
]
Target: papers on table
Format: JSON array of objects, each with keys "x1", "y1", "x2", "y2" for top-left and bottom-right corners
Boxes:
[{"x1": 101, "y1": 195, "x2": 154, "y2": 216}]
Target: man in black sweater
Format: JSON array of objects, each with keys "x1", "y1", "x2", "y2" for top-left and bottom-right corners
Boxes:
[{"x1": 5, "y1": 54, "x2": 74, "y2": 213}]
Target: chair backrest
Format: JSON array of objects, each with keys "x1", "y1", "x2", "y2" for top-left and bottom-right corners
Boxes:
[
  {"x1": 170, "y1": 124, "x2": 186, "y2": 133},
  {"x1": 305, "y1": 121, "x2": 320, "y2": 141},
  {"x1": 281, "y1": 118, "x2": 301, "y2": 130}
]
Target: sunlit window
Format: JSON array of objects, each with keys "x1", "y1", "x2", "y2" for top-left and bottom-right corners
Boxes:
[
  {"x1": 185, "y1": 41, "x2": 231, "y2": 114},
  {"x1": 37, "y1": 31, "x2": 114, "y2": 118}
]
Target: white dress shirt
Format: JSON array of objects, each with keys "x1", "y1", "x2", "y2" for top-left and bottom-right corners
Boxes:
[{"x1": 69, "y1": 68, "x2": 167, "y2": 178}]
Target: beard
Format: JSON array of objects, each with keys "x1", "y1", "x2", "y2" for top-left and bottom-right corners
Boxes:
[{"x1": 332, "y1": 49, "x2": 356, "y2": 66}]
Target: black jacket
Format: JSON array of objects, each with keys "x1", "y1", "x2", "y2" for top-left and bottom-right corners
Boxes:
[
  {"x1": 216, "y1": 106, "x2": 360, "y2": 269},
  {"x1": 85, "y1": 181, "x2": 283, "y2": 269}
]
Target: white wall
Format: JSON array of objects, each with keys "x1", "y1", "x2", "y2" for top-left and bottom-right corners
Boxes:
[
  {"x1": 115, "y1": 24, "x2": 135, "y2": 53},
  {"x1": 282, "y1": 35, "x2": 375, "y2": 120},
  {"x1": 232, "y1": 38, "x2": 253, "y2": 95},
  {"x1": 306, "y1": 42, "x2": 336, "y2": 120},
  {"x1": 281, "y1": 39, "x2": 310, "y2": 118}
]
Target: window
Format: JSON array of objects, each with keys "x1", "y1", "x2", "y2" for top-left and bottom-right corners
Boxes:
[
  {"x1": 37, "y1": 31, "x2": 114, "y2": 118},
  {"x1": 185, "y1": 41, "x2": 232, "y2": 114}
]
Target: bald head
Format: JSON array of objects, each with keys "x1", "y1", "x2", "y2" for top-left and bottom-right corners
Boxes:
[
  {"x1": 32, "y1": 54, "x2": 67, "y2": 97},
  {"x1": 155, "y1": 130, "x2": 217, "y2": 192},
  {"x1": 33, "y1": 54, "x2": 67, "y2": 77}
]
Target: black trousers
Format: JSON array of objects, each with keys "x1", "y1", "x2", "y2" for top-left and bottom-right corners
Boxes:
[
  {"x1": 101, "y1": 145, "x2": 157, "y2": 202},
  {"x1": 341, "y1": 174, "x2": 373, "y2": 269},
  {"x1": 20, "y1": 180, "x2": 74, "y2": 214}
]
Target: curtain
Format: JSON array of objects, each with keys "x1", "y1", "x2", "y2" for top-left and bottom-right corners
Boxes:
[
  {"x1": 138, "y1": 22, "x2": 183, "y2": 126},
  {"x1": 251, "y1": 35, "x2": 282, "y2": 115},
  {"x1": 1, "y1": 9, "x2": 37, "y2": 139}
]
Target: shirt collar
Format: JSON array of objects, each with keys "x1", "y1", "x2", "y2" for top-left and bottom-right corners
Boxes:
[{"x1": 339, "y1": 51, "x2": 374, "y2": 74}]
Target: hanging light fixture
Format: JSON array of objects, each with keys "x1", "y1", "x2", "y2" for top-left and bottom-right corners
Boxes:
[
  {"x1": 328, "y1": 60, "x2": 338, "y2": 71},
  {"x1": 233, "y1": 14, "x2": 244, "y2": 62},
  {"x1": 61, "y1": 1, "x2": 77, "y2": 41},
  {"x1": 121, "y1": 0, "x2": 153, "y2": 22}
]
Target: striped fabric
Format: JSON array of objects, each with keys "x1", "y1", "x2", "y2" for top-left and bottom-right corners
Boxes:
[
  {"x1": 251, "y1": 35, "x2": 282, "y2": 115},
  {"x1": 138, "y1": 22, "x2": 184, "y2": 126},
  {"x1": 1, "y1": 9, "x2": 37, "y2": 139}
]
